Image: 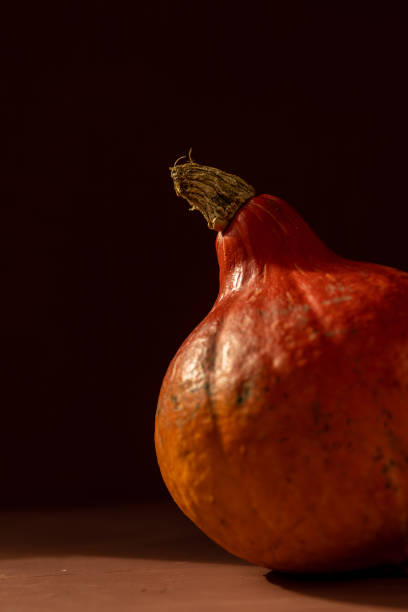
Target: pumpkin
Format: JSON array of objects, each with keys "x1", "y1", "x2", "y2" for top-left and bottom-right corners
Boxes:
[{"x1": 155, "y1": 156, "x2": 408, "y2": 573}]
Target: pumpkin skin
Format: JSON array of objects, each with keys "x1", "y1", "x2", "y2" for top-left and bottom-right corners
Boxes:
[{"x1": 155, "y1": 183, "x2": 408, "y2": 572}]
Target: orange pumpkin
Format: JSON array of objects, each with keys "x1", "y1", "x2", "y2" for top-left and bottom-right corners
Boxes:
[{"x1": 155, "y1": 158, "x2": 408, "y2": 573}]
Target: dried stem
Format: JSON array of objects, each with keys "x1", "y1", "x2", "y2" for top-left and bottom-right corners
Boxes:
[{"x1": 170, "y1": 157, "x2": 256, "y2": 231}]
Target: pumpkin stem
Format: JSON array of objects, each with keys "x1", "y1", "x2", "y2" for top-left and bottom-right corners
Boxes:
[{"x1": 169, "y1": 156, "x2": 256, "y2": 231}]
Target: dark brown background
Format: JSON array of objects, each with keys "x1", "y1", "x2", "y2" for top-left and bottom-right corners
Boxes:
[{"x1": 1, "y1": 2, "x2": 407, "y2": 507}]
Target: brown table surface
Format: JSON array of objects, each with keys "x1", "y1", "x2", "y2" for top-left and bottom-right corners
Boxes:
[{"x1": 0, "y1": 500, "x2": 408, "y2": 611}]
